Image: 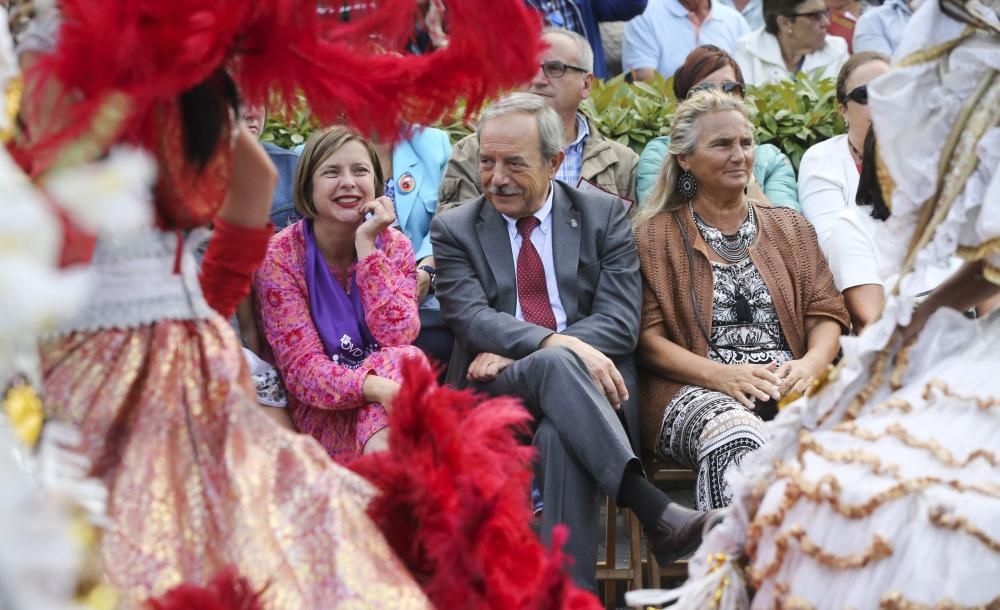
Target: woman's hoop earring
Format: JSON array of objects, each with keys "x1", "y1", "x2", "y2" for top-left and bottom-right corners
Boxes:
[{"x1": 677, "y1": 169, "x2": 698, "y2": 200}]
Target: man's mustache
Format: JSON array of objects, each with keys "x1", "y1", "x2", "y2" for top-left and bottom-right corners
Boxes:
[{"x1": 487, "y1": 185, "x2": 526, "y2": 196}]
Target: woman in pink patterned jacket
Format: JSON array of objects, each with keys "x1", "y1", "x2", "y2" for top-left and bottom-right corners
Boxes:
[{"x1": 255, "y1": 126, "x2": 427, "y2": 462}]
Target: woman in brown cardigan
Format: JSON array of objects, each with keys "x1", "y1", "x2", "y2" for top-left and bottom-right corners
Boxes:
[{"x1": 633, "y1": 90, "x2": 849, "y2": 510}]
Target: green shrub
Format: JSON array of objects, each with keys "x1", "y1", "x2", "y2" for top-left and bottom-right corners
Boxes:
[
  {"x1": 261, "y1": 107, "x2": 319, "y2": 149},
  {"x1": 261, "y1": 70, "x2": 845, "y2": 171}
]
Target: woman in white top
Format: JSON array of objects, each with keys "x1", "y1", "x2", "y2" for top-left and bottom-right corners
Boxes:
[
  {"x1": 797, "y1": 51, "x2": 889, "y2": 254},
  {"x1": 732, "y1": 0, "x2": 848, "y2": 86},
  {"x1": 830, "y1": 127, "x2": 966, "y2": 332},
  {"x1": 826, "y1": 127, "x2": 894, "y2": 331}
]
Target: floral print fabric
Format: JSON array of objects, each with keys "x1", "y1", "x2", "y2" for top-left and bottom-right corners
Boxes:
[{"x1": 255, "y1": 222, "x2": 426, "y2": 462}]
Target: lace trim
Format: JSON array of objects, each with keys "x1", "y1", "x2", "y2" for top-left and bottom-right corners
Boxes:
[{"x1": 51, "y1": 229, "x2": 215, "y2": 335}]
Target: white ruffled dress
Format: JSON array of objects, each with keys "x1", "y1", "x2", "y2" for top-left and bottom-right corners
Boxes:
[{"x1": 631, "y1": 1, "x2": 1000, "y2": 608}]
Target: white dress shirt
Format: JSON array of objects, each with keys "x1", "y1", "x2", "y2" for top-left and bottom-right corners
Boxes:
[{"x1": 501, "y1": 184, "x2": 568, "y2": 332}]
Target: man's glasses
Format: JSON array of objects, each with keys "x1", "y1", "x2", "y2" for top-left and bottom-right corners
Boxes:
[
  {"x1": 786, "y1": 8, "x2": 830, "y2": 20},
  {"x1": 540, "y1": 60, "x2": 588, "y2": 78},
  {"x1": 843, "y1": 84, "x2": 868, "y2": 105},
  {"x1": 687, "y1": 80, "x2": 746, "y2": 98}
]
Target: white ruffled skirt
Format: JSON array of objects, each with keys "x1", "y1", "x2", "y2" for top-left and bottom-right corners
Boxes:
[{"x1": 744, "y1": 307, "x2": 1000, "y2": 609}]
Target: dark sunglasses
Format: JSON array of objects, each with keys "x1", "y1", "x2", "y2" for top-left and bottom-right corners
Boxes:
[
  {"x1": 843, "y1": 84, "x2": 868, "y2": 105},
  {"x1": 786, "y1": 8, "x2": 830, "y2": 20},
  {"x1": 687, "y1": 80, "x2": 746, "y2": 98},
  {"x1": 540, "y1": 60, "x2": 588, "y2": 78}
]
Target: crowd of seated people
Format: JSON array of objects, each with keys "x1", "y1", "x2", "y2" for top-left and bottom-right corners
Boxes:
[{"x1": 235, "y1": 10, "x2": 935, "y2": 590}]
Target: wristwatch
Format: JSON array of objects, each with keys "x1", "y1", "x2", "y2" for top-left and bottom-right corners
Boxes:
[{"x1": 418, "y1": 265, "x2": 437, "y2": 294}]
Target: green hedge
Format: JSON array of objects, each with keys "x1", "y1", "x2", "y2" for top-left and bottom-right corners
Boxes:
[{"x1": 263, "y1": 70, "x2": 845, "y2": 171}]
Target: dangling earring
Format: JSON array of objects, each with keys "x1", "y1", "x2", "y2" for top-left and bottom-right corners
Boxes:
[{"x1": 677, "y1": 169, "x2": 698, "y2": 200}]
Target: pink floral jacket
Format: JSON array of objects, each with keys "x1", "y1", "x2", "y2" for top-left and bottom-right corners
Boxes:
[{"x1": 255, "y1": 222, "x2": 423, "y2": 459}]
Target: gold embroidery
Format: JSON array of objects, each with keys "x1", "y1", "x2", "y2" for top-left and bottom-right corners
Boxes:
[
  {"x1": 956, "y1": 239, "x2": 1000, "y2": 261},
  {"x1": 750, "y1": 525, "x2": 892, "y2": 586},
  {"x1": 780, "y1": 595, "x2": 817, "y2": 610},
  {"x1": 929, "y1": 506, "x2": 1000, "y2": 553},
  {"x1": 896, "y1": 29, "x2": 976, "y2": 68},
  {"x1": 889, "y1": 337, "x2": 918, "y2": 390},
  {"x1": 833, "y1": 422, "x2": 1000, "y2": 469},
  {"x1": 923, "y1": 379, "x2": 1000, "y2": 410},
  {"x1": 880, "y1": 590, "x2": 1000, "y2": 609},
  {"x1": 985, "y1": 261, "x2": 1000, "y2": 288},
  {"x1": 1, "y1": 75, "x2": 21, "y2": 144},
  {"x1": 901, "y1": 73, "x2": 1000, "y2": 282},
  {"x1": 847, "y1": 349, "x2": 891, "y2": 420},
  {"x1": 872, "y1": 398, "x2": 914, "y2": 415}
]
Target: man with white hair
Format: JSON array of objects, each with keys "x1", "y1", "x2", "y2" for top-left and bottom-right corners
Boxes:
[
  {"x1": 432, "y1": 92, "x2": 716, "y2": 590},
  {"x1": 438, "y1": 28, "x2": 638, "y2": 211}
]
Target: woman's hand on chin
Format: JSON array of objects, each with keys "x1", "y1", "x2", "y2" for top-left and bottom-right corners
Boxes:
[
  {"x1": 711, "y1": 362, "x2": 782, "y2": 409},
  {"x1": 355, "y1": 197, "x2": 396, "y2": 244}
]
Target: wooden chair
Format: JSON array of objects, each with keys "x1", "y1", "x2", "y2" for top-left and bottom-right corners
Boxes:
[{"x1": 596, "y1": 496, "x2": 643, "y2": 610}]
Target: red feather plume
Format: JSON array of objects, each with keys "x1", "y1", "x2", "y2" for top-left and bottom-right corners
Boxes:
[
  {"x1": 145, "y1": 568, "x2": 266, "y2": 610},
  {"x1": 350, "y1": 358, "x2": 603, "y2": 610},
  {"x1": 27, "y1": 0, "x2": 542, "y2": 160}
]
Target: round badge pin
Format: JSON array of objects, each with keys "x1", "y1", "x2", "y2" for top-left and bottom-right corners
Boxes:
[{"x1": 398, "y1": 172, "x2": 416, "y2": 193}]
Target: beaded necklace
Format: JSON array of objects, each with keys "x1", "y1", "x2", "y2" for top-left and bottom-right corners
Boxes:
[{"x1": 689, "y1": 201, "x2": 756, "y2": 263}]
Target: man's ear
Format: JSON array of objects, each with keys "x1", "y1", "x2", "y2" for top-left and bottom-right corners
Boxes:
[
  {"x1": 580, "y1": 73, "x2": 594, "y2": 100},
  {"x1": 549, "y1": 150, "x2": 566, "y2": 177}
]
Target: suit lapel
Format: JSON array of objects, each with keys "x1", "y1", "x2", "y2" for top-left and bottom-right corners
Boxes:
[
  {"x1": 392, "y1": 139, "x2": 420, "y2": 230},
  {"x1": 551, "y1": 185, "x2": 581, "y2": 323},
  {"x1": 476, "y1": 203, "x2": 518, "y2": 315}
]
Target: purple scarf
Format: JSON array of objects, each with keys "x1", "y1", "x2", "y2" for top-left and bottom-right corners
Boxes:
[{"x1": 304, "y1": 220, "x2": 379, "y2": 368}]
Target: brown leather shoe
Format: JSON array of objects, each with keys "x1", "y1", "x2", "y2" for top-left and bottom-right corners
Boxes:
[{"x1": 647, "y1": 503, "x2": 723, "y2": 565}]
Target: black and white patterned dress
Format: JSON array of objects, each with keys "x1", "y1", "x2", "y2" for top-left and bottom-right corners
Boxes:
[{"x1": 657, "y1": 254, "x2": 794, "y2": 510}]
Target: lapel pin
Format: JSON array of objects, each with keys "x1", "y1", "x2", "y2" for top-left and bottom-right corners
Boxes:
[
  {"x1": 569, "y1": 218, "x2": 578, "y2": 228},
  {"x1": 398, "y1": 172, "x2": 416, "y2": 193}
]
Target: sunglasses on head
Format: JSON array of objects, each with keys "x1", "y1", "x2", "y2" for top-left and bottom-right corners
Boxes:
[
  {"x1": 786, "y1": 8, "x2": 830, "y2": 20},
  {"x1": 540, "y1": 60, "x2": 588, "y2": 79},
  {"x1": 843, "y1": 84, "x2": 868, "y2": 105},
  {"x1": 687, "y1": 80, "x2": 746, "y2": 98}
]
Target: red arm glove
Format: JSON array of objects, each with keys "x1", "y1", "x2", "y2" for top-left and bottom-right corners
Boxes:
[{"x1": 198, "y1": 217, "x2": 273, "y2": 318}]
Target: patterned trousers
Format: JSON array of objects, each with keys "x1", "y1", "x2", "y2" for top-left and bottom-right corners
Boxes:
[{"x1": 656, "y1": 385, "x2": 766, "y2": 510}]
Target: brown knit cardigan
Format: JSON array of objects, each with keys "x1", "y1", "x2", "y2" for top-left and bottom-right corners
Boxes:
[{"x1": 633, "y1": 203, "x2": 850, "y2": 453}]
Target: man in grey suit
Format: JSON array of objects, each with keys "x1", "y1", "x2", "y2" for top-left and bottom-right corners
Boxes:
[{"x1": 430, "y1": 93, "x2": 716, "y2": 590}]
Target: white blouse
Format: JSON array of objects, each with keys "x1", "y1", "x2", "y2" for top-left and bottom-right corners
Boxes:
[{"x1": 797, "y1": 134, "x2": 859, "y2": 257}]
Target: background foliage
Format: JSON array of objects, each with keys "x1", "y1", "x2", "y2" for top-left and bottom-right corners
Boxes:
[{"x1": 263, "y1": 70, "x2": 845, "y2": 171}]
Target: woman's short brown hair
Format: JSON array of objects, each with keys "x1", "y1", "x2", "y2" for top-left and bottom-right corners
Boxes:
[
  {"x1": 672, "y1": 45, "x2": 746, "y2": 100},
  {"x1": 293, "y1": 126, "x2": 385, "y2": 219}
]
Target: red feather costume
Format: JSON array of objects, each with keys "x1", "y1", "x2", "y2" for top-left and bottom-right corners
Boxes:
[{"x1": 351, "y1": 360, "x2": 602, "y2": 610}]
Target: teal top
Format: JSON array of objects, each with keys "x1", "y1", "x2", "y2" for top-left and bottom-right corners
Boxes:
[{"x1": 635, "y1": 136, "x2": 800, "y2": 212}]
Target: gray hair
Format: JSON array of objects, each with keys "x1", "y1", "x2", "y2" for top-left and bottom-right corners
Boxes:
[
  {"x1": 635, "y1": 89, "x2": 754, "y2": 224},
  {"x1": 543, "y1": 26, "x2": 595, "y2": 74},
  {"x1": 477, "y1": 92, "x2": 565, "y2": 161}
]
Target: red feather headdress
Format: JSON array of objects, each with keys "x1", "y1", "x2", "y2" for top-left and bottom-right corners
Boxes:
[{"x1": 27, "y1": 0, "x2": 542, "y2": 156}]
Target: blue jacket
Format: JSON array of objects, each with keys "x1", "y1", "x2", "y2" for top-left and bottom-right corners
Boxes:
[
  {"x1": 392, "y1": 126, "x2": 452, "y2": 263},
  {"x1": 635, "y1": 136, "x2": 800, "y2": 211},
  {"x1": 263, "y1": 142, "x2": 302, "y2": 229}
]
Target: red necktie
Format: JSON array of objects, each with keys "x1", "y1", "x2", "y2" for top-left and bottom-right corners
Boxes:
[{"x1": 515, "y1": 216, "x2": 557, "y2": 331}]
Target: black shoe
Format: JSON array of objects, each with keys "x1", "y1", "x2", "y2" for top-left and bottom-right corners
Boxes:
[{"x1": 647, "y1": 503, "x2": 722, "y2": 565}]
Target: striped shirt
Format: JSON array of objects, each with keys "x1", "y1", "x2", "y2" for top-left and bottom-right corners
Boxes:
[{"x1": 555, "y1": 114, "x2": 590, "y2": 187}]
